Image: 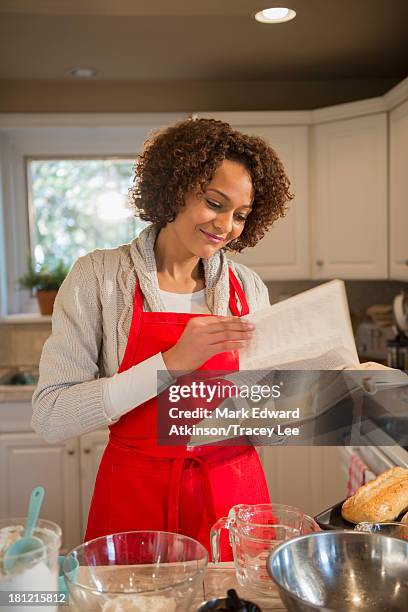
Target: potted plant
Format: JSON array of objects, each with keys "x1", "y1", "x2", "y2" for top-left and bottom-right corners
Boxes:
[{"x1": 19, "y1": 257, "x2": 69, "y2": 315}]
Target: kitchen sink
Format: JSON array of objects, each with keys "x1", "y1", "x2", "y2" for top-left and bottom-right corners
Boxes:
[{"x1": 0, "y1": 369, "x2": 39, "y2": 386}]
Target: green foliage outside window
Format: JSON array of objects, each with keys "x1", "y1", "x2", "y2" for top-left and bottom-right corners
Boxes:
[{"x1": 28, "y1": 159, "x2": 147, "y2": 269}]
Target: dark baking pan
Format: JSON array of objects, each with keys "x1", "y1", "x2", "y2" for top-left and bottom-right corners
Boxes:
[
  {"x1": 314, "y1": 499, "x2": 355, "y2": 530},
  {"x1": 314, "y1": 499, "x2": 407, "y2": 531}
]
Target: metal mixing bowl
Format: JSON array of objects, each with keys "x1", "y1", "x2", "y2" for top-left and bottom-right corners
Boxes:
[{"x1": 266, "y1": 530, "x2": 408, "y2": 611}]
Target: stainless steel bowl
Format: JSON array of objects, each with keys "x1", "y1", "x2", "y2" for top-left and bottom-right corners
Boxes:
[{"x1": 266, "y1": 530, "x2": 408, "y2": 611}]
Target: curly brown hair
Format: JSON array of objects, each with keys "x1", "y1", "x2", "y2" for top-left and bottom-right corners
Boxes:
[{"x1": 129, "y1": 117, "x2": 294, "y2": 252}]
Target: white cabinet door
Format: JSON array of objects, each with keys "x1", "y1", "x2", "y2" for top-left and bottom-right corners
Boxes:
[
  {"x1": 0, "y1": 432, "x2": 81, "y2": 553},
  {"x1": 80, "y1": 429, "x2": 109, "y2": 537},
  {"x1": 311, "y1": 113, "x2": 387, "y2": 279},
  {"x1": 225, "y1": 125, "x2": 310, "y2": 280},
  {"x1": 390, "y1": 100, "x2": 408, "y2": 280},
  {"x1": 259, "y1": 445, "x2": 347, "y2": 516}
]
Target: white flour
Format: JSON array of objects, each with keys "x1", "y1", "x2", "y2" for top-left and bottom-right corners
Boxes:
[
  {"x1": 0, "y1": 525, "x2": 58, "y2": 612},
  {"x1": 102, "y1": 594, "x2": 177, "y2": 612}
]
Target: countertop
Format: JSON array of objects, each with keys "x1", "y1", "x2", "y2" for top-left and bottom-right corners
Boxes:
[
  {"x1": 0, "y1": 385, "x2": 35, "y2": 402},
  {"x1": 62, "y1": 562, "x2": 286, "y2": 610},
  {"x1": 0, "y1": 367, "x2": 37, "y2": 402}
]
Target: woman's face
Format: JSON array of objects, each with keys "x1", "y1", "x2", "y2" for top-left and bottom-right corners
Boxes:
[{"x1": 170, "y1": 159, "x2": 254, "y2": 259}]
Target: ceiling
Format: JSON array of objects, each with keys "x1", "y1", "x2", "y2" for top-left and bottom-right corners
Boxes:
[{"x1": 0, "y1": 0, "x2": 407, "y2": 82}]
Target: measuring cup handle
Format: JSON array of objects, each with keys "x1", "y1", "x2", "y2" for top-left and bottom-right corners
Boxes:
[{"x1": 210, "y1": 516, "x2": 234, "y2": 564}]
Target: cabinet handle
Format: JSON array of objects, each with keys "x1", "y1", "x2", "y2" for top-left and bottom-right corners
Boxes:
[
  {"x1": 83, "y1": 448, "x2": 91, "y2": 454},
  {"x1": 67, "y1": 449, "x2": 75, "y2": 456},
  {"x1": 316, "y1": 260, "x2": 324, "y2": 267}
]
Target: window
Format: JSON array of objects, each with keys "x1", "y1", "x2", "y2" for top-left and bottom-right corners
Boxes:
[
  {"x1": 27, "y1": 158, "x2": 148, "y2": 269},
  {"x1": 27, "y1": 158, "x2": 147, "y2": 268}
]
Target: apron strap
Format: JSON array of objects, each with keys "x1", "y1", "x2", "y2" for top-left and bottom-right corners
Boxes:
[
  {"x1": 192, "y1": 456, "x2": 218, "y2": 530},
  {"x1": 134, "y1": 277, "x2": 144, "y2": 310},
  {"x1": 228, "y1": 267, "x2": 250, "y2": 316},
  {"x1": 168, "y1": 458, "x2": 183, "y2": 533}
]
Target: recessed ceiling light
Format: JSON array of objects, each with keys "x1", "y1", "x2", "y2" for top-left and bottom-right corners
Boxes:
[
  {"x1": 69, "y1": 68, "x2": 99, "y2": 79},
  {"x1": 254, "y1": 7, "x2": 296, "y2": 23}
]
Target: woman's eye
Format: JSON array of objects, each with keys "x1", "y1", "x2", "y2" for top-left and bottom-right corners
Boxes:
[
  {"x1": 205, "y1": 198, "x2": 247, "y2": 222},
  {"x1": 206, "y1": 199, "x2": 221, "y2": 209}
]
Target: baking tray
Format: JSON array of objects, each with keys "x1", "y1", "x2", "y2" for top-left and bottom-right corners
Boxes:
[
  {"x1": 314, "y1": 499, "x2": 407, "y2": 531},
  {"x1": 314, "y1": 500, "x2": 354, "y2": 531}
]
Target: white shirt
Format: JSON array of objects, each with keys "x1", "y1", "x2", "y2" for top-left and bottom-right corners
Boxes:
[{"x1": 103, "y1": 289, "x2": 211, "y2": 420}]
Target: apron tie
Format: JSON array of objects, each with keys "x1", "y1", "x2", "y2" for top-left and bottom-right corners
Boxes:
[
  {"x1": 168, "y1": 458, "x2": 183, "y2": 533},
  {"x1": 167, "y1": 455, "x2": 217, "y2": 535}
]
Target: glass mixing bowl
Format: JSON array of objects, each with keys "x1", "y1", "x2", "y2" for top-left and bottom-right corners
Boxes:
[{"x1": 62, "y1": 531, "x2": 208, "y2": 611}]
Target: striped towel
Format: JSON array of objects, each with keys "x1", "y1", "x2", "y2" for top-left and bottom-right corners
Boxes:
[{"x1": 347, "y1": 452, "x2": 375, "y2": 497}]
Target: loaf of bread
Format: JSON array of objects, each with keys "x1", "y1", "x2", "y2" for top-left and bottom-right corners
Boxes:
[{"x1": 341, "y1": 467, "x2": 408, "y2": 523}]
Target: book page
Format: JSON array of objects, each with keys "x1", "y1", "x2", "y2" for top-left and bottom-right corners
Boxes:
[{"x1": 239, "y1": 279, "x2": 359, "y2": 370}]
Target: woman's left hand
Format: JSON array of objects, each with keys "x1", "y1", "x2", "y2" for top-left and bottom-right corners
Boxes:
[{"x1": 354, "y1": 362, "x2": 393, "y2": 370}]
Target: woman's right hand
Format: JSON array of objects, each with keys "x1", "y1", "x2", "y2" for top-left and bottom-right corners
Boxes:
[{"x1": 162, "y1": 316, "x2": 255, "y2": 377}]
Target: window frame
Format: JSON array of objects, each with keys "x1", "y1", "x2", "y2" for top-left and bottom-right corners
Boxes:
[{"x1": 0, "y1": 113, "x2": 187, "y2": 316}]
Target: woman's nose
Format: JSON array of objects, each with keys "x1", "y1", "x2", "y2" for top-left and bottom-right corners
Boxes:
[{"x1": 213, "y1": 211, "x2": 233, "y2": 234}]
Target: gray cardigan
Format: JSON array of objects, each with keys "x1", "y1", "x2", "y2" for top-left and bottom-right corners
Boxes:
[{"x1": 31, "y1": 225, "x2": 270, "y2": 443}]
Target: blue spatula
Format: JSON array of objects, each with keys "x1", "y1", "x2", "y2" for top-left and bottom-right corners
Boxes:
[{"x1": 3, "y1": 486, "x2": 45, "y2": 572}]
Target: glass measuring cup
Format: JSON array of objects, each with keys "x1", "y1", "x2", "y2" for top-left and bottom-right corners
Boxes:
[
  {"x1": 0, "y1": 518, "x2": 61, "y2": 612},
  {"x1": 210, "y1": 503, "x2": 320, "y2": 596}
]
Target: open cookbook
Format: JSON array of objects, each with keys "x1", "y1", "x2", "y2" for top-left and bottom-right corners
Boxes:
[
  {"x1": 183, "y1": 280, "x2": 408, "y2": 446},
  {"x1": 238, "y1": 278, "x2": 359, "y2": 370}
]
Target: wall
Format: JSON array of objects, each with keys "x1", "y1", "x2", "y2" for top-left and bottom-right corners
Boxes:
[
  {"x1": 0, "y1": 321, "x2": 50, "y2": 369},
  {"x1": 0, "y1": 78, "x2": 399, "y2": 113},
  {"x1": 266, "y1": 279, "x2": 408, "y2": 317}
]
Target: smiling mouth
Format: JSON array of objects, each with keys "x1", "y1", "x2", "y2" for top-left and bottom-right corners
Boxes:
[{"x1": 200, "y1": 229, "x2": 225, "y2": 243}]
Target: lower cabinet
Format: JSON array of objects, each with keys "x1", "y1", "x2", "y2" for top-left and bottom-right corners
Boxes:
[
  {"x1": 0, "y1": 432, "x2": 81, "y2": 553},
  {"x1": 79, "y1": 430, "x2": 109, "y2": 538},
  {"x1": 258, "y1": 445, "x2": 348, "y2": 517},
  {"x1": 0, "y1": 429, "x2": 109, "y2": 553}
]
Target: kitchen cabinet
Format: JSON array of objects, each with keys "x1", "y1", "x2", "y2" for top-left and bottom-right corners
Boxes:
[
  {"x1": 200, "y1": 112, "x2": 390, "y2": 282},
  {"x1": 389, "y1": 99, "x2": 408, "y2": 281},
  {"x1": 0, "y1": 432, "x2": 81, "y2": 553},
  {"x1": 224, "y1": 125, "x2": 310, "y2": 280},
  {"x1": 311, "y1": 113, "x2": 388, "y2": 279},
  {"x1": 80, "y1": 429, "x2": 109, "y2": 537},
  {"x1": 193, "y1": 114, "x2": 310, "y2": 280},
  {"x1": 259, "y1": 445, "x2": 348, "y2": 516}
]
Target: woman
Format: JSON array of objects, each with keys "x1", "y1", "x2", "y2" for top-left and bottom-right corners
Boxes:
[{"x1": 32, "y1": 117, "x2": 293, "y2": 558}]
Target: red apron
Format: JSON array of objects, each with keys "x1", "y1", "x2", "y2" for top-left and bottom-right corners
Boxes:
[{"x1": 85, "y1": 267, "x2": 270, "y2": 559}]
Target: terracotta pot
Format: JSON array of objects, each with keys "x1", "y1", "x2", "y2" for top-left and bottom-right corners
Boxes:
[{"x1": 36, "y1": 290, "x2": 58, "y2": 315}]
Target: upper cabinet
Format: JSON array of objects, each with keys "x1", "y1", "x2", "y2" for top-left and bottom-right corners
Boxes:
[
  {"x1": 311, "y1": 113, "x2": 388, "y2": 279},
  {"x1": 389, "y1": 99, "x2": 408, "y2": 281},
  {"x1": 227, "y1": 125, "x2": 309, "y2": 280},
  {"x1": 1, "y1": 80, "x2": 407, "y2": 311},
  {"x1": 197, "y1": 106, "x2": 395, "y2": 281}
]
